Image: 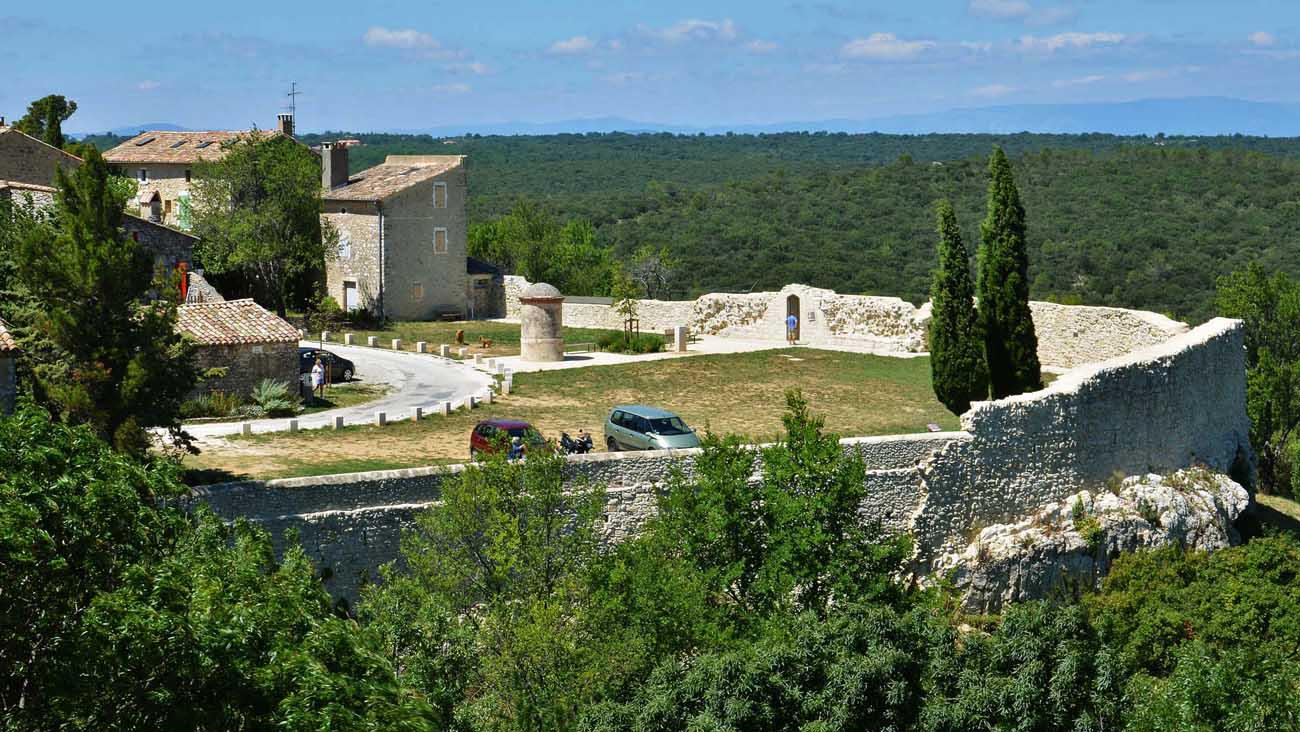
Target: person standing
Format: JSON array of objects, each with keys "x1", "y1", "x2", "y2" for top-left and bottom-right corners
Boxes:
[
  {"x1": 786, "y1": 312, "x2": 798, "y2": 344},
  {"x1": 311, "y1": 358, "x2": 325, "y2": 400}
]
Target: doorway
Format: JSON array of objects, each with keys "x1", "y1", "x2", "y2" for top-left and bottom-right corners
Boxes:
[
  {"x1": 343, "y1": 281, "x2": 360, "y2": 311},
  {"x1": 786, "y1": 294, "x2": 801, "y2": 342}
]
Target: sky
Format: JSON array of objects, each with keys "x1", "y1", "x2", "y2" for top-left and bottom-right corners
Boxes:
[{"x1": 6, "y1": 0, "x2": 1300, "y2": 133}]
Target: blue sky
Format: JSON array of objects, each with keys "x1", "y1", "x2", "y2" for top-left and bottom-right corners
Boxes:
[{"x1": 6, "y1": 0, "x2": 1300, "y2": 133}]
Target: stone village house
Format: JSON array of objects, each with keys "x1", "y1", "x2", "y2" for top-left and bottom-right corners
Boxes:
[
  {"x1": 319, "y1": 143, "x2": 469, "y2": 320},
  {"x1": 176, "y1": 299, "x2": 300, "y2": 398}
]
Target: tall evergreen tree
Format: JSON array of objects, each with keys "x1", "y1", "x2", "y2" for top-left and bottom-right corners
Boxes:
[
  {"x1": 977, "y1": 147, "x2": 1042, "y2": 398},
  {"x1": 13, "y1": 94, "x2": 77, "y2": 149},
  {"x1": 929, "y1": 199, "x2": 988, "y2": 414},
  {"x1": 11, "y1": 149, "x2": 196, "y2": 454}
]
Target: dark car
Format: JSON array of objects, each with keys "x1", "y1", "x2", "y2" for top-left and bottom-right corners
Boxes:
[
  {"x1": 299, "y1": 347, "x2": 356, "y2": 382},
  {"x1": 470, "y1": 419, "x2": 546, "y2": 458}
]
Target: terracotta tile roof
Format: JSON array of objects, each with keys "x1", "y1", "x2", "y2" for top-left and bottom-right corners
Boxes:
[
  {"x1": 177, "y1": 298, "x2": 299, "y2": 346},
  {"x1": 323, "y1": 155, "x2": 463, "y2": 202},
  {"x1": 0, "y1": 318, "x2": 18, "y2": 353},
  {"x1": 102, "y1": 129, "x2": 285, "y2": 165}
]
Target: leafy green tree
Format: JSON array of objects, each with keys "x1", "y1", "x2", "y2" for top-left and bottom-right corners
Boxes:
[
  {"x1": 1216, "y1": 263, "x2": 1300, "y2": 493},
  {"x1": 468, "y1": 198, "x2": 615, "y2": 296},
  {"x1": 10, "y1": 148, "x2": 196, "y2": 454},
  {"x1": 977, "y1": 147, "x2": 1042, "y2": 398},
  {"x1": 13, "y1": 94, "x2": 76, "y2": 149},
  {"x1": 191, "y1": 133, "x2": 336, "y2": 317},
  {"x1": 928, "y1": 199, "x2": 988, "y2": 414}
]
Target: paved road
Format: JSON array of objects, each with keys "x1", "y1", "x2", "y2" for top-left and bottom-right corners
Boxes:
[{"x1": 183, "y1": 341, "x2": 495, "y2": 439}]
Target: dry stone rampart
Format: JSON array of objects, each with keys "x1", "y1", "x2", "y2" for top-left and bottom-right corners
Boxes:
[{"x1": 501, "y1": 276, "x2": 1187, "y2": 368}]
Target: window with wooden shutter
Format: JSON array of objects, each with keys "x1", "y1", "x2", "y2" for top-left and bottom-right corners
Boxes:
[
  {"x1": 434, "y1": 227, "x2": 448, "y2": 254},
  {"x1": 433, "y1": 182, "x2": 447, "y2": 209}
]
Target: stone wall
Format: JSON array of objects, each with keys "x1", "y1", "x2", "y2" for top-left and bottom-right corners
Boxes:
[
  {"x1": 192, "y1": 341, "x2": 299, "y2": 399},
  {"x1": 0, "y1": 127, "x2": 81, "y2": 187},
  {"x1": 380, "y1": 163, "x2": 468, "y2": 320},
  {"x1": 190, "y1": 318, "x2": 1249, "y2": 602},
  {"x1": 500, "y1": 276, "x2": 1187, "y2": 368},
  {"x1": 122, "y1": 215, "x2": 197, "y2": 272},
  {"x1": 322, "y1": 200, "x2": 383, "y2": 314},
  {"x1": 128, "y1": 163, "x2": 193, "y2": 229}
]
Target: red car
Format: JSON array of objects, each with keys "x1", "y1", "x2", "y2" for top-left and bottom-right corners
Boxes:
[{"x1": 469, "y1": 419, "x2": 546, "y2": 459}]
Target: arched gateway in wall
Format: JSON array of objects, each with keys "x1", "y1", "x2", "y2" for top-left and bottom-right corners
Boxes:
[{"x1": 786, "y1": 294, "x2": 800, "y2": 341}]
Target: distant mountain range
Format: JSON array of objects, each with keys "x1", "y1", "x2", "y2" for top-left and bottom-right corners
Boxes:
[{"x1": 77, "y1": 97, "x2": 1300, "y2": 139}]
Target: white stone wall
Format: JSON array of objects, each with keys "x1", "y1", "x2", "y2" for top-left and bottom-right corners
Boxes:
[{"x1": 501, "y1": 276, "x2": 1186, "y2": 367}]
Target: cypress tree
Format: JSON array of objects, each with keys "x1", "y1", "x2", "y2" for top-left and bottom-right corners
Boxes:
[
  {"x1": 977, "y1": 147, "x2": 1042, "y2": 398},
  {"x1": 929, "y1": 200, "x2": 988, "y2": 414}
]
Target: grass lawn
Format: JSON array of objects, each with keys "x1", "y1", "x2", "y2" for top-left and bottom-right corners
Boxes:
[
  {"x1": 299, "y1": 382, "x2": 391, "y2": 415},
  {"x1": 1255, "y1": 493, "x2": 1300, "y2": 535},
  {"x1": 313, "y1": 320, "x2": 622, "y2": 359},
  {"x1": 184, "y1": 348, "x2": 957, "y2": 482}
]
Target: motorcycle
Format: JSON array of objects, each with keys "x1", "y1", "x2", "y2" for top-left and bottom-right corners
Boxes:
[{"x1": 560, "y1": 431, "x2": 595, "y2": 455}]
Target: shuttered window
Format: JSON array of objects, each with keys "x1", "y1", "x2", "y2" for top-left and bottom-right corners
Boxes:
[{"x1": 433, "y1": 227, "x2": 448, "y2": 254}]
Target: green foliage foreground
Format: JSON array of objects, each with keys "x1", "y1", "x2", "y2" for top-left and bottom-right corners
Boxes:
[{"x1": 4, "y1": 396, "x2": 1299, "y2": 730}]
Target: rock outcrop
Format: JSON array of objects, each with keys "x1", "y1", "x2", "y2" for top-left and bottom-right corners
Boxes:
[{"x1": 947, "y1": 468, "x2": 1250, "y2": 613}]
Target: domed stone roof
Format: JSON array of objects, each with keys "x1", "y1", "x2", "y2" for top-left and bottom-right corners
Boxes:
[{"x1": 520, "y1": 282, "x2": 563, "y2": 300}]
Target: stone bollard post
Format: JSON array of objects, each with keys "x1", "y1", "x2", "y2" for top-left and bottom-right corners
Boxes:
[
  {"x1": 473, "y1": 354, "x2": 483, "y2": 367},
  {"x1": 481, "y1": 389, "x2": 493, "y2": 405},
  {"x1": 412, "y1": 407, "x2": 423, "y2": 422},
  {"x1": 439, "y1": 344, "x2": 450, "y2": 357},
  {"x1": 367, "y1": 336, "x2": 378, "y2": 347},
  {"x1": 439, "y1": 401, "x2": 451, "y2": 416},
  {"x1": 241, "y1": 422, "x2": 252, "y2": 437},
  {"x1": 468, "y1": 396, "x2": 477, "y2": 409},
  {"x1": 288, "y1": 419, "x2": 298, "y2": 433},
  {"x1": 345, "y1": 333, "x2": 355, "y2": 345},
  {"x1": 502, "y1": 379, "x2": 512, "y2": 395},
  {"x1": 674, "y1": 325, "x2": 688, "y2": 353},
  {"x1": 392, "y1": 338, "x2": 402, "y2": 350},
  {"x1": 494, "y1": 362, "x2": 505, "y2": 375},
  {"x1": 376, "y1": 411, "x2": 387, "y2": 427},
  {"x1": 333, "y1": 415, "x2": 345, "y2": 430},
  {"x1": 416, "y1": 341, "x2": 428, "y2": 353},
  {"x1": 321, "y1": 331, "x2": 330, "y2": 342},
  {"x1": 486, "y1": 358, "x2": 496, "y2": 371},
  {"x1": 458, "y1": 347, "x2": 468, "y2": 358}
]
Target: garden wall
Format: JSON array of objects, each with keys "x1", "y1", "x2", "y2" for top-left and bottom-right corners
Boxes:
[
  {"x1": 190, "y1": 319, "x2": 1249, "y2": 602},
  {"x1": 501, "y1": 276, "x2": 1188, "y2": 368}
]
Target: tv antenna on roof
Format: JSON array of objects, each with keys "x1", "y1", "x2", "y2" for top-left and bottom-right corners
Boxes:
[{"x1": 286, "y1": 81, "x2": 302, "y2": 119}]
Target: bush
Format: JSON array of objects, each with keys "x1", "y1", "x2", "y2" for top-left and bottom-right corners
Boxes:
[
  {"x1": 597, "y1": 331, "x2": 665, "y2": 354},
  {"x1": 250, "y1": 379, "x2": 297, "y2": 417},
  {"x1": 179, "y1": 390, "x2": 242, "y2": 419}
]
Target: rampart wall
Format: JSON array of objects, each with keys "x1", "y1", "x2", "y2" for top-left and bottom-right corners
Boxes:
[
  {"x1": 501, "y1": 276, "x2": 1188, "y2": 369},
  {"x1": 191, "y1": 319, "x2": 1249, "y2": 602}
]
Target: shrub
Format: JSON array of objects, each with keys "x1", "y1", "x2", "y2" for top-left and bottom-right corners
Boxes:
[
  {"x1": 250, "y1": 379, "x2": 297, "y2": 417},
  {"x1": 180, "y1": 394, "x2": 214, "y2": 419},
  {"x1": 179, "y1": 390, "x2": 242, "y2": 419},
  {"x1": 597, "y1": 331, "x2": 665, "y2": 354}
]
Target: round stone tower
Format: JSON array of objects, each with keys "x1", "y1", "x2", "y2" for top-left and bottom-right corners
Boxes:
[{"x1": 519, "y1": 282, "x2": 565, "y2": 362}]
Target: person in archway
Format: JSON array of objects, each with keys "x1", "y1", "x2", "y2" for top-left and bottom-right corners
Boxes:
[{"x1": 786, "y1": 312, "x2": 798, "y2": 344}]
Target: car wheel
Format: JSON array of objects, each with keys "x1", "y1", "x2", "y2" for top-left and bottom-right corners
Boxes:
[
  {"x1": 606, "y1": 436, "x2": 618, "y2": 452},
  {"x1": 341, "y1": 368, "x2": 353, "y2": 382}
]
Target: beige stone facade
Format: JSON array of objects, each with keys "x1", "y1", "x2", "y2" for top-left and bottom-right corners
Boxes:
[
  {"x1": 322, "y1": 154, "x2": 468, "y2": 321},
  {"x1": 0, "y1": 125, "x2": 80, "y2": 187}
]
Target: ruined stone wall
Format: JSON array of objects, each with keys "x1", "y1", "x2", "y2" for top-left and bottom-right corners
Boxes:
[{"x1": 190, "y1": 319, "x2": 1249, "y2": 602}]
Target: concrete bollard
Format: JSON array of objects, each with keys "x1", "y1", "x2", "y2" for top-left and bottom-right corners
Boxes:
[
  {"x1": 321, "y1": 331, "x2": 330, "y2": 342},
  {"x1": 333, "y1": 415, "x2": 345, "y2": 430},
  {"x1": 439, "y1": 344, "x2": 450, "y2": 357},
  {"x1": 481, "y1": 390, "x2": 493, "y2": 405},
  {"x1": 674, "y1": 325, "x2": 689, "y2": 353},
  {"x1": 486, "y1": 358, "x2": 496, "y2": 371},
  {"x1": 416, "y1": 341, "x2": 428, "y2": 353},
  {"x1": 288, "y1": 419, "x2": 298, "y2": 433},
  {"x1": 345, "y1": 333, "x2": 355, "y2": 345},
  {"x1": 241, "y1": 422, "x2": 252, "y2": 437},
  {"x1": 473, "y1": 354, "x2": 483, "y2": 367},
  {"x1": 458, "y1": 347, "x2": 468, "y2": 358},
  {"x1": 468, "y1": 396, "x2": 477, "y2": 409},
  {"x1": 494, "y1": 362, "x2": 505, "y2": 375},
  {"x1": 439, "y1": 401, "x2": 451, "y2": 416},
  {"x1": 412, "y1": 406, "x2": 423, "y2": 422},
  {"x1": 376, "y1": 411, "x2": 387, "y2": 427},
  {"x1": 502, "y1": 379, "x2": 512, "y2": 395},
  {"x1": 392, "y1": 338, "x2": 402, "y2": 350},
  {"x1": 367, "y1": 336, "x2": 378, "y2": 347}
]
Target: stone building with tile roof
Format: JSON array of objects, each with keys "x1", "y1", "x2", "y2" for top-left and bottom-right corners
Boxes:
[
  {"x1": 177, "y1": 298, "x2": 299, "y2": 398},
  {"x1": 0, "y1": 318, "x2": 18, "y2": 414},
  {"x1": 320, "y1": 143, "x2": 468, "y2": 321},
  {"x1": 102, "y1": 114, "x2": 297, "y2": 229},
  {"x1": 0, "y1": 124, "x2": 81, "y2": 189}
]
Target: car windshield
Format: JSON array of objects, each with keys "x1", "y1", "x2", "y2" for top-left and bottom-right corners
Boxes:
[
  {"x1": 507, "y1": 426, "x2": 544, "y2": 444},
  {"x1": 646, "y1": 416, "x2": 691, "y2": 435}
]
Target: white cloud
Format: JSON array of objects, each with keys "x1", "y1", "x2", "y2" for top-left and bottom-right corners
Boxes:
[
  {"x1": 364, "y1": 26, "x2": 442, "y2": 50},
  {"x1": 136, "y1": 80, "x2": 161, "y2": 91},
  {"x1": 968, "y1": 83, "x2": 1016, "y2": 98},
  {"x1": 744, "y1": 39, "x2": 779, "y2": 53},
  {"x1": 969, "y1": 0, "x2": 1031, "y2": 19},
  {"x1": 640, "y1": 18, "x2": 738, "y2": 43},
  {"x1": 549, "y1": 35, "x2": 596, "y2": 54},
  {"x1": 1249, "y1": 31, "x2": 1277, "y2": 47},
  {"x1": 1121, "y1": 69, "x2": 1171, "y2": 83},
  {"x1": 431, "y1": 82, "x2": 471, "y2": 94},
  {"x1": 1052, "y1": 74, "x2": 1105, "y2": 88},
  {"x1": 841, "y1": 33, "x2": 936, "y2": 60},
  {"x1": 960, "y1": 41, "x2": 994, "y2": 52},
  {"x1": 445, "y1": 61, "x2": 490, "y2": 75},
  {"x1": 1017, "y1": 32, "x2": 1125, "y2": 52}
]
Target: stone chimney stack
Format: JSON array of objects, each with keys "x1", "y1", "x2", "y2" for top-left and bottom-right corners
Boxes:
[
  {"x1": 276, "y1": 113, "x2": 295, "y2": 137},
  {"x1": 320, "y1": 142, "x2": 349, "y2": 191}
]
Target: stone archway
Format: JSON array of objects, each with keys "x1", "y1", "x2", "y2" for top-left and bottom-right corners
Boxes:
[{"x1": 786, "y1": 294, "x2": 800, "y2": 342}]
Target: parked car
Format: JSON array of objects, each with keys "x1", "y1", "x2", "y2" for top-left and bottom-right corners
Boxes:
[
  {"x1": 604, "y1": 405, "x2": 701, "y2": 452},
  {"x1": 470, "y1": 419, "x2": 546, "y2": 458},
  {"x1": 298, "y1": 347, "x2": 356, "y2": 382}
]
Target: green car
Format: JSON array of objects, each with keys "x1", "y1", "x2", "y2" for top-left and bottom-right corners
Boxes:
[{"x1": 604, "y1": 405, "x2": 702, "y2": 452}]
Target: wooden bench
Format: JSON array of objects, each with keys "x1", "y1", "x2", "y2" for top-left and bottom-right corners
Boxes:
[{"x1": 566, "y1": 342, "x2": 595, "y2": 354}]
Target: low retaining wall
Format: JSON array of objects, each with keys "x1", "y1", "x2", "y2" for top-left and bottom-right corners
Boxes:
[
  {"x1": 502, "y1": 276, "x2": 1188, "y2": 369},
  {"x1": 191, "y1": 319, "x2": 1249, "y2": 602}
]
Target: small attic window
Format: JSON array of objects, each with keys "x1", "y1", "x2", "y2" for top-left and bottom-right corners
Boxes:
[
  {"x1": 169, "y1": 140, "x2": 187, "y2": 149},
  {"x1": 195, "y1": 141, "x2": 214, "y2": 149},
  {"x1": 135, "y1": 136, "x2": 156, "y2": 146}
]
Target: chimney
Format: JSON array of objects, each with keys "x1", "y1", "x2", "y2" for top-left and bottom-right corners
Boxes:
[
  {"x1": 321, "y1": 142, "x2": 349, "y2": 191},
  {"x1": 276, "y1": 113, "x2": 294, "y2": 137}
]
